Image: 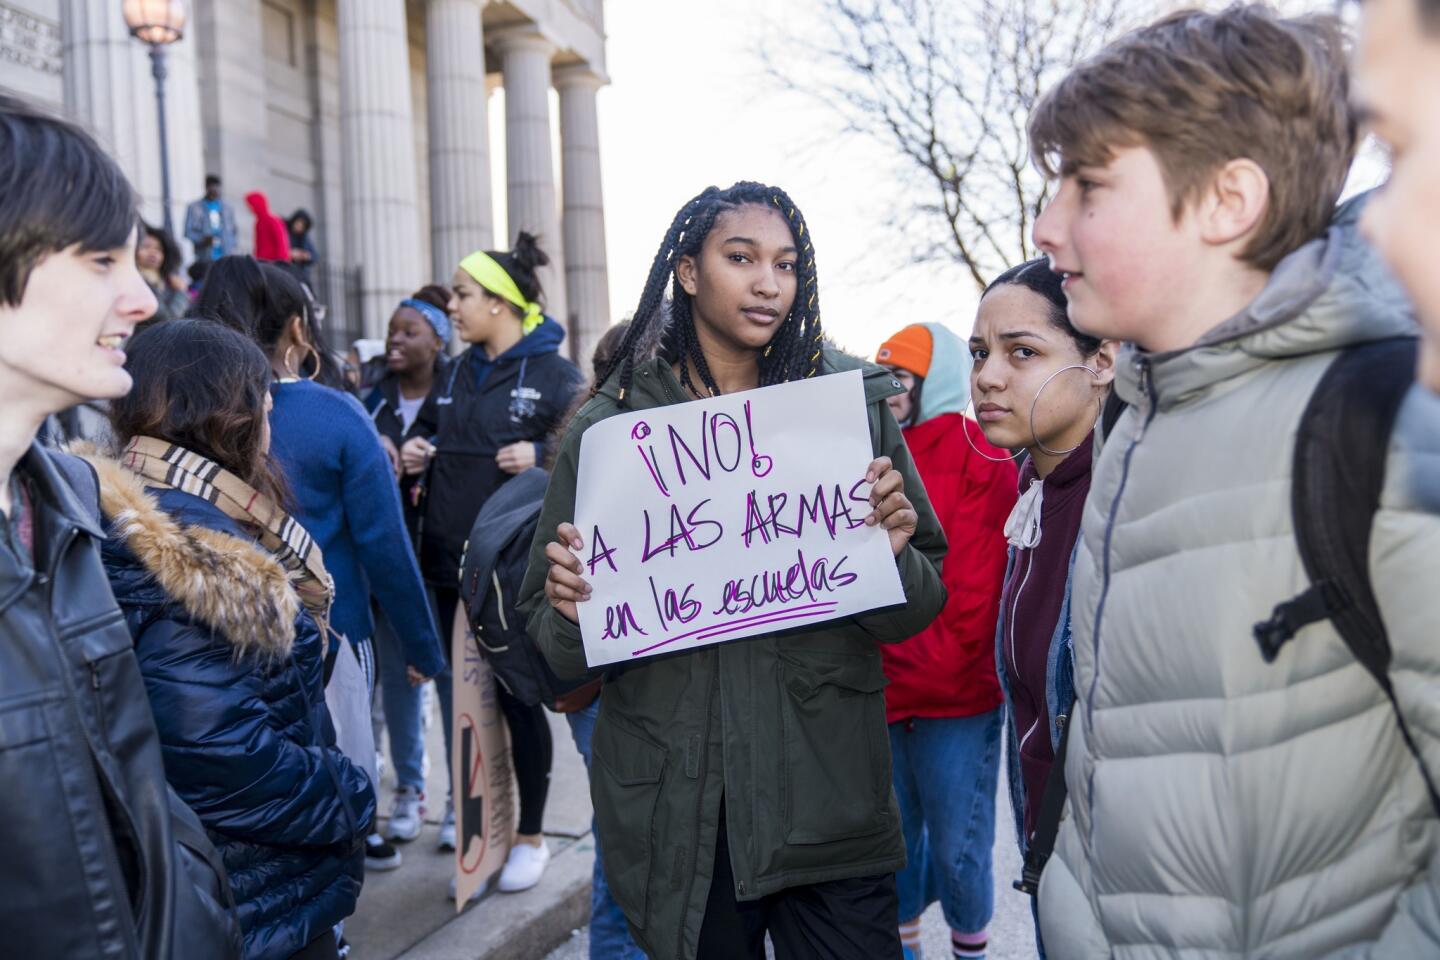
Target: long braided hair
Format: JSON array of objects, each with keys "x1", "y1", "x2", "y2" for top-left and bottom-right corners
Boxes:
[{"x1": 595, "y1": 182, "x2": 825, "y2": 407}]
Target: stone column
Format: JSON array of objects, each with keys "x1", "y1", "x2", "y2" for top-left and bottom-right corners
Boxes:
[
  {"x1": 556, "y1": 64, "x2": 611, "y2": 361},
  {"x1": 492, "y1": 25, "x2": 566, "y2": 330},
  {"x1": 190, "y1": 0, "x2": 266, "y2": 253},
  {"x1": 338, "y1": 1, "x2": 425, "y2": 338},
  {"x1": 61, "y1": 0, "x2": 205, "y2": 242},
  {"x1": 425, "y1": 0, "x2": 492, "y2": 282}
]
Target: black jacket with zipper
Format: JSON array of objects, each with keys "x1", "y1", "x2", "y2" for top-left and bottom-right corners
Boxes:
[
  {"x1": 0, "y1": 442, "x2": 237, "y2": 959},
  {"x1": 364, "y1": 357, "x2": 450, "y2": 540},
  {"x1": 414, "y1": 318, "x2": 584, "y2": 588}
]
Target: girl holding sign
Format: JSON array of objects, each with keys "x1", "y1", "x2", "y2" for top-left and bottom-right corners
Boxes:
[
  {"x1": 520, "y1": 182, "x2": 948, "y2": 960},
  {"x1": 967, "y1": 259, "x2": 1116, "y2": 955}
]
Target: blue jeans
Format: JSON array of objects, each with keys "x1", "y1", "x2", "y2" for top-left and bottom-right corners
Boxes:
[
  {"x1": 374, "y1": 608, "x2": 425, "y2": 789},
  {"x1": 889, "y1": 709, "x2": 1002, "y2": 933},
  {"x1": 566, "y1": 699, "x2": 646, "y2": 960}
]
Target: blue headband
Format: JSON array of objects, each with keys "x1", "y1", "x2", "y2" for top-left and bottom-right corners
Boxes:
[{"x1": 400, "y1": 298, "x2": 452, "y2": 344}]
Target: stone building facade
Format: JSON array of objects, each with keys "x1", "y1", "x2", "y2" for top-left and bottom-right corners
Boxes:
[{"x1": 0, "y1": 0, "x2": 611, "y2": 356}]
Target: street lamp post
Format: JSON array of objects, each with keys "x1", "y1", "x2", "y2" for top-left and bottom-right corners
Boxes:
[{"x1": 122, "y1": 0, "x2": 187, "y2": 237}]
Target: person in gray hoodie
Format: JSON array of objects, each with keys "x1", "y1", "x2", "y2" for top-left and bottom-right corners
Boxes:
[{"x1": 1026, "y1": 6, "x2": 1440, "y2": 957}]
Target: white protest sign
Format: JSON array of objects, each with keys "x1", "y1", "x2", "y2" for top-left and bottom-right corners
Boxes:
[{"x1": 573, "y1": 369, "x2": 905, "y2": 667}]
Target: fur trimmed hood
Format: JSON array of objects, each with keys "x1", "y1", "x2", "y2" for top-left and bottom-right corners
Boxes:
[{"x1": 80, "y1": 450, "x2": 299, "y2": 658}]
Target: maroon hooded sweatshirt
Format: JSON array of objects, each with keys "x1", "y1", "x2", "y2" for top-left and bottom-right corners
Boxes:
[{"x1": 999, "y1": 432, "x2": 1091, "y2": 838}]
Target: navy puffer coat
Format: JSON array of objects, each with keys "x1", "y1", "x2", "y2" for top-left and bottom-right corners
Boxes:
[{"x1": 88, "y1": 453, "x2": 375, "y2": 960}]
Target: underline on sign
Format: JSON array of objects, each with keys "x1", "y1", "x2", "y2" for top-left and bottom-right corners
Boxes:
[{"x1": 630, "y1": 602, "x2": 840, "y2": 658}]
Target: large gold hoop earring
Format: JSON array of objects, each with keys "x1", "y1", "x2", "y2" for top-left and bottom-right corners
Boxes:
[
  {"x1": 282, "y1": 345, "x2": 300, "y2": 379},
  {"x1": 304, "y1": 345, "x2": 321, "y2": 381}
]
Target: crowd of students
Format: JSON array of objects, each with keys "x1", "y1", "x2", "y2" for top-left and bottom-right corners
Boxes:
[{"x1": 4, "y1": 1, "x2": 1440, "y2": 959}]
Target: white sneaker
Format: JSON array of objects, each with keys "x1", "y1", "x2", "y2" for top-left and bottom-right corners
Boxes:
[
  {"x1": 386, "y1": 784, "x2": 426, "y2": 842},
  {"x1": 497, "y1": 840, "x2": 550, "y2": 893},
  {"x1": 438, "y1": 801, "x2": 456, "y2": 851}
]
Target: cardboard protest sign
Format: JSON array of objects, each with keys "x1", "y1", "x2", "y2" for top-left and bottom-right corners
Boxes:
[
  {"x1": 573, "y1": 369, "x2": 905, "y2": 667},
  {"x1": 450, "y1": 602, "x2": 516, "y2": 911}
]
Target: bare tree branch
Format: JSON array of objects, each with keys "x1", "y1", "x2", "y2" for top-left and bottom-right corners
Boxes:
[{"x1": 765, "y1": 0, "x2": 1142, "y2": 290}]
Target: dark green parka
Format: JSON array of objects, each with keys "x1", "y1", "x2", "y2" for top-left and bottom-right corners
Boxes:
[{"x1": 518, "y1": 347, "x2": 948, "y2": 960}]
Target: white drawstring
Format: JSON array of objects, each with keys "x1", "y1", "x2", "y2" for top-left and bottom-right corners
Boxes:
[{"x1": 1005, "y1": 478, "x2": 1044, "y2": 550}]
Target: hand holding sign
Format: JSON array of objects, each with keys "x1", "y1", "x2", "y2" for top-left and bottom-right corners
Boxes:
[
  {"x1": 555, "y1": 371, "x2": 909, "y2": 666},
  {"x1": 543, "y1": 522, "x2": 590, "y2": 623},
  {"x1": 544, "y1": 453, "x2": 915, "y2": 621}
]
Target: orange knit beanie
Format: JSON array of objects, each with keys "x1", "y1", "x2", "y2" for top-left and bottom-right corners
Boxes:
[{"x1": 876, "y1": 324, "x2": 934, "y2": 378}]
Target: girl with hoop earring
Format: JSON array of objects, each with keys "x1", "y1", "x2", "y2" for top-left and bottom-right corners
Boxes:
[
  {"x1": 966, "y1": 258, "x2": 1117, "y2": 958},
  {"x1": 195, "y1": 256, "x2": 447, "y2": 881},
  {"x1": 874, "y1": 321, "x2": 1019, "y2": 960}
]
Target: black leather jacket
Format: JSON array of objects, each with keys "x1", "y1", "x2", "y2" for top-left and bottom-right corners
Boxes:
[{"x1": 0, "y1": 443, "x2": 234, "y2": 959}]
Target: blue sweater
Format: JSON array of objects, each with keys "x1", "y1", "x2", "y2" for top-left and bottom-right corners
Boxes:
[{"x1": 268, "y1": 380, "x2": 446, "y2": 676}]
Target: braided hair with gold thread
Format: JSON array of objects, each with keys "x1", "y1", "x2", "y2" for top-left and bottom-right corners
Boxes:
[{"x1": 595, "y1": 182, "x2": 826, "y2": 408}]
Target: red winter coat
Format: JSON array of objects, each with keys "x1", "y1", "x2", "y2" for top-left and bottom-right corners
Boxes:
[
  {"x1": 881, "y1": 413, "x2": 1016, "y2": 723},
  {"x1": 246, "y1": 191, "x2": 292, "y2": 262}
]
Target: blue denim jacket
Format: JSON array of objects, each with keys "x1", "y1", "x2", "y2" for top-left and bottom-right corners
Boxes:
[{"x1": 994, "y1": 541, "x2": 1078, "y2": 859}]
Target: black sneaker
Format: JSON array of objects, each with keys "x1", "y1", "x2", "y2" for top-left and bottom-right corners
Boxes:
[{"x1": 365, "y1": 833, "x2": 402, "y2": 871}]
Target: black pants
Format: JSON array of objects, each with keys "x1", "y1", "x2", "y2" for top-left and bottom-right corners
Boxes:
[
  {"x1": 288, "y1": 933, "x2": 339, "y2": 960},
  {"x1": 434, "y1": 585, "x2": 553, "y2": 836},
  {"x1": 696, "y1": 803, "x2": 902, "y2": 960}
]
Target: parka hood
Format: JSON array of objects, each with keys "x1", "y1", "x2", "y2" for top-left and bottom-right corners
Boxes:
[
  {"x1": 914, "y1": 322, "x2": 972, "y2": 422},
  {"x1": 1116, "y1": 192, "x2": 1418, "y2": 412},
  {"x1": 79, "y1": 450, "x2": 299, "y2": 658}
]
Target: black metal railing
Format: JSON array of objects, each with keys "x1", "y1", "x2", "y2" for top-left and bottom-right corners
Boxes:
[{"x1": 309, "y1": 261, "x2": 365, "y2": 349}]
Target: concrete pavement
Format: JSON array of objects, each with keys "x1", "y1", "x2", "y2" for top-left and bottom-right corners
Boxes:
[{"x1": 346, "y1": 695, "x2": 596, "y2": 960}]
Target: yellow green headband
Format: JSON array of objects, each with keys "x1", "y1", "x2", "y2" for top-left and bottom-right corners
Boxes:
[{"x1": 459, "y1": 251, "x2": 545, "y2": 334}]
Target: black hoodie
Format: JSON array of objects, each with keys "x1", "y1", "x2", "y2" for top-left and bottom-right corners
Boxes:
[{"x1": 414, "y1": 318, "x2": 584, "y2": 587}]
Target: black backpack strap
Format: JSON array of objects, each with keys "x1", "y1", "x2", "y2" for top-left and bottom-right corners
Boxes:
[
  {"x1": 1099, "y1": 391, "x2": 1128, "y2": 444},
  {"x1": 1252, "y1": 337, "x2": 1440, "y2": 816},
  {"x1": 1014, "y1": 705, "x2": 1075, "y2": 897}
]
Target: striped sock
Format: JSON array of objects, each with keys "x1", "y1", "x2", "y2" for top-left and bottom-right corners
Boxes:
[
  {"x1": 899, "y1": 917, "x2": 923, "y2": 959},
  {"x1": 951, "y1": 927, "x2": 987, "y2": 960}
]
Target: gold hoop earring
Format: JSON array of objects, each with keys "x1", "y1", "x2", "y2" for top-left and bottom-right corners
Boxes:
[
  {"x1": 304, "y1": 345, "x2": 321, "y2": 381},
  {"x1": 282, "y1": 345, "x2": 300, "y2": 379}
]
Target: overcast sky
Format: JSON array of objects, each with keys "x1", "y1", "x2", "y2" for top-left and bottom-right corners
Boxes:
[{"x1": 500, "y1": 1, "x2": 1388, "y2": 359}]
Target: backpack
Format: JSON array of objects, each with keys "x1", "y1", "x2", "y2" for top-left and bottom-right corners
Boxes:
[
  {"x1": 1017, "y1": 337, "x2": 1440, "y2": 898},
  {"x1": 457, "y1": 467, "x2": 593, "y2": 710}
]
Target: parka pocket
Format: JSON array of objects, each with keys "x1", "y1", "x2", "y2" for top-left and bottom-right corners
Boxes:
[
  {"x1": 590, "y1": 718, "x2": 666, "y2": 929},
  {"x1": 778, "y1": 650, "x2": 891, "y2": 845}
]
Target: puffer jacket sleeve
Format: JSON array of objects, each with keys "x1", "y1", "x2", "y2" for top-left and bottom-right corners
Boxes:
[
  {"x1": 1365, "y1": 389, "x2": 1440, "y2": 954},
  {"x1": 520, "y1": 410, "x2": 592, "y2": 681},
  {"x1": 848, "y1": 396, "x2": 948, "y2": 643},
  {"x1": 135, "y1": 614, "x2": 376, "y2": 849}
]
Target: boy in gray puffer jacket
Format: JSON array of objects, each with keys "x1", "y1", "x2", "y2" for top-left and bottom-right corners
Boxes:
[{"x1": 1024, "y1": 5, "x2": 1440, "y2": 957}]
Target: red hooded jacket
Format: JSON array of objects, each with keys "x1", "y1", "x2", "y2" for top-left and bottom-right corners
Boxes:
[
  {"x1": 245, "y1": 191, "x2": 292, "y2": 262},
  {"x1": 882, "y1": 413, "x2": 1016, "y2": 722}
]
